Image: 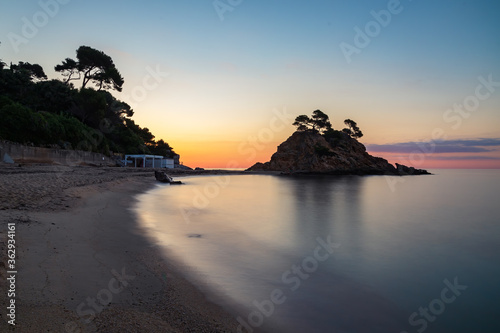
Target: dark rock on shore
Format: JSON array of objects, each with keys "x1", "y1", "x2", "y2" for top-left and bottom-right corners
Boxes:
[
  {"x1": 247, "y1": 131, "x2": 429, "y2": 175},
  {"x1": 175, "y1": 164, "x2": 193, "y2": 171},
  {"x1": 154, "y1": 170, "x2": 182, "y2": 184}
]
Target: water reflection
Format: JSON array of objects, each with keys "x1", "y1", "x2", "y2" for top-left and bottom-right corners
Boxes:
[
  {"x1": 135, "y1": 175, "x2": 408, "y2": 332},
  {"x1": 267, "y1": 175, "x2": 406, "y2": 332},
  {"x1": 134, "y1": 172, "x2": 500, "y2": 333},
  {"x1": 285, "y1": 175, "x2": 365, "y2": 252}
]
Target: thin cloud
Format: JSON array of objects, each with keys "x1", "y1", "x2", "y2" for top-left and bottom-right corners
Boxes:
[
  {"x1": 426, "y1": 156, "x2": 500, "y2": 161},
  {"x1": 366, "y1": 138, "x2": 500, "y2": 154}
]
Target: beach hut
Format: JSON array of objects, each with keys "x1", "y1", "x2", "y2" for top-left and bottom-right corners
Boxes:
[{"x1": 123, "y1": 154, "x2": 174, "y2": 168}]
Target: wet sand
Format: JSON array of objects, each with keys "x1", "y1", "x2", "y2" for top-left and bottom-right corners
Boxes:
[{"x1": 0, "y1": 165, "x2": 240, "y2": 332}]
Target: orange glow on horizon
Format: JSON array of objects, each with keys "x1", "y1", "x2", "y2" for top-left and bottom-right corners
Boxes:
[
  {"x1": 174, "y1": 140, "x2": 280, "y2": 169},
  {"x1": 172, "y1": 141, "x2": 500, "y2": 170}
]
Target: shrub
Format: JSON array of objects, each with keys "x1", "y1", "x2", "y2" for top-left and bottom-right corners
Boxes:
[{"x1": 314, "y1": 144, "x2": 335, "y2": 157}]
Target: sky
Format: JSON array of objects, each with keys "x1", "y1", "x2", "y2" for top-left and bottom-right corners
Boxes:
[{"x1": 1, "y1": 0, "x2": 499, "y2": 169}]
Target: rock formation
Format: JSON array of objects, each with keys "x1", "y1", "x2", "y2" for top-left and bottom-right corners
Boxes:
[
  {"x1": 247, "y1": 131, "x2": 429, "y2": 175},
  {"x1": 154, "y1": 170, "x2": 182, "y2": 184}
]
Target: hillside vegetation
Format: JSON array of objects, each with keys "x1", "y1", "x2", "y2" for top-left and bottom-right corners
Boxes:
[{"x1": 0, "y1": 45, "x2": 176, "y2": 158}]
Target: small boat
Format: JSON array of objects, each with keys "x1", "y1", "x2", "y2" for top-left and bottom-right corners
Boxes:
[{"x1": 154, "y1": 171, "x2": 182, "y2": 184}]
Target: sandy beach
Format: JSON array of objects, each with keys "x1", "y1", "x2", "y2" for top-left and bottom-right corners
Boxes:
[{"x1": 0, "y1": 164, "x2": 240, "y2": 332}]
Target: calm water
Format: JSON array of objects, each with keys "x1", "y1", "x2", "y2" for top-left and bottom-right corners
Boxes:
[{"x1": 134, "y1": 170, "x2": 500, "y2": 333}]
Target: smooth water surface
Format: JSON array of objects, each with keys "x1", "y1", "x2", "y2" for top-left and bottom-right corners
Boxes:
[{"x1": 135, "y1": 170, "x2": 500, "y2": 333}]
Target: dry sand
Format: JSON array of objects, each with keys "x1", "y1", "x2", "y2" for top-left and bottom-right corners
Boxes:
[{"x1": 0, "y1": 164, "x2": 240, "y2": 332}]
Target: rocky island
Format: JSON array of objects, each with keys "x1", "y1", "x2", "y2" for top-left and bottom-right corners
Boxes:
[{"x1": 248, "y1": 110, "x2": 429, "y2": 176}]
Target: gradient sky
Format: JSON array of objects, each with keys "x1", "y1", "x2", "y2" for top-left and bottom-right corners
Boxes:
[{"x1": 1, "y1": 0, "x2": 499, "y2": 168}]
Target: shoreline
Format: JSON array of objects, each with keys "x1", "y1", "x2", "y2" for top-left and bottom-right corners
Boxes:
[
  {"x1": 0, "y1": 165, "x2": 240, "y2": 332},
  {"x1": 0, "y1": 164, "x2": 417, "y2": 332}
]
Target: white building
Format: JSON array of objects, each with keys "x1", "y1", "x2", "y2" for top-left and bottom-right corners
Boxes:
[{"x1": 123, "y1": 154, "x2": 175, "y2": 168}]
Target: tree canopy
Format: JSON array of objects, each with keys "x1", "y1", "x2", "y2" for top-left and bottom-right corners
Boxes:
[
  {"x1": 293, "y1": 110, "x2": 332, "y2": 134},
  {"x1": 342, "y1": 119, "x2": 363, "y2": 139},
  {"x1": 1, "y1": 44, "x2": 175, "y2": 157},
  {"x1": 293, "y1": 110, "x2": 364, "y2": 140},
  {"x1": 11, "y1": 62, "x2": 47, "y2": 81},
  {"x1": 55, "y1": 46, "x2": 124, "y2": 92},
  {"x1": 0, "y1": 42, "x2": 4, "y2": 70}
]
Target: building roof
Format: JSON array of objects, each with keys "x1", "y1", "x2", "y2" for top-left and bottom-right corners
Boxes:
[{"x1": 124, "y1": 154, "x2": 165, "y2": 158}]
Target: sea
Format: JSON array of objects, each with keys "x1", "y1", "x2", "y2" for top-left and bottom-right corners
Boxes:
[{"x1": 134, "y1": 169, "x2": 500, "y2": 333}]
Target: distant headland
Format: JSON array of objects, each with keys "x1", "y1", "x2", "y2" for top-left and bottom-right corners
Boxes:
[{"x1": 247, "y1": 110, "x2": 430, "y2": 176}]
